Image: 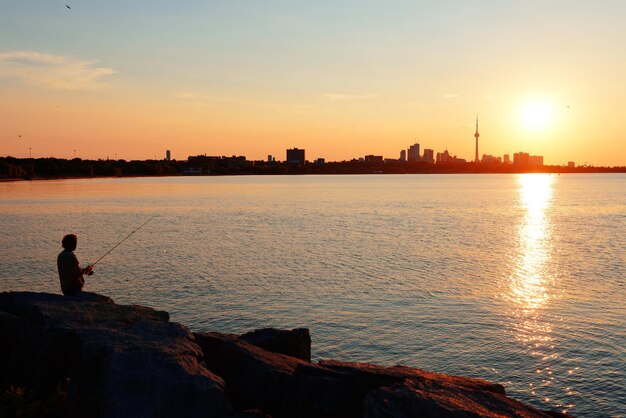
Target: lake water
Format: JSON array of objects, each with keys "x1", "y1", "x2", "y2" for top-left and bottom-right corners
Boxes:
[{"x1": 1, "y1": 174, "x2": 624, "y2": 416}]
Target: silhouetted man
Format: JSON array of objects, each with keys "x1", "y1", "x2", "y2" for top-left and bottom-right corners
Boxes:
[{"x1": 57, "y1": 234, "x2": 93, "y2": 296}]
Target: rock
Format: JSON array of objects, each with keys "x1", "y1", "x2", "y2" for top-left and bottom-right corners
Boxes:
[
  {"x1": 319, "y1": 360, "x2": 506, "y2": 395},
  {"x1": 239, "y1": 328, "x2": 311, "y2": 362},
  {"x1": 286, "y1": 362, "x2": 357, "y2": 418},
  {"x1": 0, "y1": 292, "x2": 570, "y2": 418},
  {"x1": 285, "y1": 360, "x2": 566, "y2": 418},
  {"x1": 362, "y1": 379, "x2": 571, "y2": 418},
  {"x1": 195, "y1": 332, "x2": 306, "y2": 417},
  {"x1": 0, "y1": 292, "x2": 231, "y2": 418},
  {"x1": 193, "y1": 331, "x2": 238, "y2": 360}
]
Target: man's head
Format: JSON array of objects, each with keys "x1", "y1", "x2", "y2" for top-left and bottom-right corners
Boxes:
[{"x1": 62, "y1": 234, "x2": 78, "y2": 251}]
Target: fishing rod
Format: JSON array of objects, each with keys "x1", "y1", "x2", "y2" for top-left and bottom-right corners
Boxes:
[{"x1": 91, "y1": 215, "x2": 157, "y2": 267}]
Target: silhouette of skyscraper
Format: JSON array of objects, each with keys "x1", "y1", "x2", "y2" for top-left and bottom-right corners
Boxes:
[
  {"x1": 286, "y1": 148, "x2": 305, "y2": 164},
  {"x1": 408, "y1": 143, "x2": 420, "y2": 162},
  {"x1": 474, "y1": 116, "x2": 479, "y2": 163}
]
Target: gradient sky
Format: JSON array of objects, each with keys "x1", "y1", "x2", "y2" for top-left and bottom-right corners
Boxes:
[{"x1": 1, "y1": 1, "x2": 625, "y2": 165}]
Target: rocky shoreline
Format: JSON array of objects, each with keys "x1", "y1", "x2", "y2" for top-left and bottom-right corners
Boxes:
[{"x1": 0, "y1": 292, "x2": 570, "y2": 417}]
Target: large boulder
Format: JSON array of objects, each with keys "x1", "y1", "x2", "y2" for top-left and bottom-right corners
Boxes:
[
  {"x1": 362, "y1": 379, "x2": 563, "y2": 418},
  {"x1": 285, "y1": 360, "x2": 568, "y2": 418},
  {"x1": 0, "y1": 292, "x2": 231, "y2": 418},
  {"x1": 195, "y1": 332, "x2": 306, "y2": 417},
  {"x1": 194, "y1": 335, "x2": 567, "y2": 418},
  {"x1": 239, "y1": 328, "x2": 311, "y2": 362}
]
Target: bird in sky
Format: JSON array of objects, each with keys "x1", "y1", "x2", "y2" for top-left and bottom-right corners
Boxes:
[
  {"x1": 18, "y1": 135, "x2": 21, "y2": 138},
  {"x1": 66, "y1": 4, "x2": 71, "y2": 9}
]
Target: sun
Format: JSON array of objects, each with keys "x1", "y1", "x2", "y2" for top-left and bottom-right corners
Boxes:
[{"x1": 520, "y1": 101, "x2": 555, "y2": 132}]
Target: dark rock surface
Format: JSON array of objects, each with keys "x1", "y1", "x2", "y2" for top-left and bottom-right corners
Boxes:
[
  {"x1": 0, "y1": 292, "x2": 230, "y2": 418},
  {"x1": 285, "y1": 360, "x2": 512, "y2": 418},
  {"x1": 195, "y1": 332, "x2": 306, "y2": 416},
  {"x1": 239, "y1": 328, "x2": 311, "y2": 362},
  {"x1": 362, "y1": 377, "x2": 548, "y2": 418},
  {"x1": 1, "y1": 292, "x2": 570, "y2": 418}
]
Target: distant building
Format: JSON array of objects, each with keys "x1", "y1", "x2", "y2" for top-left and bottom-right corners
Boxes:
[
  {"x1": 315, "y1": 158, "x2": 325, "y2": 165},
  {"x1": 400, "y1": 149, "x2": 407, "y2": 162},
  {"x1": 436, "y1": 149, "x2": 465, "y2": 164},
  {"x1": 186, "y1": 155, "x2": 247, "y2": 173},
  {"x1": 437, "y1": 149, "x2": 451, "y2": 164},
  {"x1": 474, "y1": 117, "x2": 480, "y2": 163},
  {"x1": 166, "y1": 150, "x2": 171, "y2": 161},
  {"x1": 568, "y1": 161, "x2": 576, "y2": 168},
  {"x1": 408, "y1": 143, "x2": 420, "y2": 162},
  {"x1": 513, "y1": 153, "x2": 542, "y2": 167},
  {"x1": 481, "y1": 154, "x2": 501, "y2": 164},
  {"x1": 503, "y1": 154, "x2": 511, "y2": 164},
  {"x1": 422, "y1": 149, "x2": 434, "y2": 164},
  {"x1": 528, "y1": 155, "x2": 544, "y2": 166},
  {"x1": 364, "y1": 155, "x2": 384, "y2": 163},
  {"x1": 268, "y1": 155, "x2": 273, "y2": 163},
  {"x1": 513, "y1": 152, "x2": 530, "y2": 166},
  {"x1": 286, "y1": 148, "x2": 305, "y2": 164}
]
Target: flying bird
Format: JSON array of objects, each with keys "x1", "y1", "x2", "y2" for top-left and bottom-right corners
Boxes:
[
  {"x1": 66, "y1": 4, "x2": 71, "y2": 9},
  {"x1": 18, "y1": 135, "x2": 21, "y2": 138}
]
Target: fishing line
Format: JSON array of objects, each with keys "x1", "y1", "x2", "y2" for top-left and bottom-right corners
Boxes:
[{"x1": 92, "y1": 215, "x2": 156, "y2": 267}]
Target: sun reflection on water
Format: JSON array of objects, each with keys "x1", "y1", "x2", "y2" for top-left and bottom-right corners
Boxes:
[
  {"x1": 508, "y1": 174, "x2": 568, "y2": 411},
  {"x1": 511, "y1": 174, "x2": 555, "y2": 311}
]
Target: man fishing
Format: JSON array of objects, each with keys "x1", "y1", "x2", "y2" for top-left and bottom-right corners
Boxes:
[{"x1": 57, "y1": 234, "x2": 93, "y2": 296}]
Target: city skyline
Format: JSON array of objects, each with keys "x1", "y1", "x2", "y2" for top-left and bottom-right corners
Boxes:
[{"x1": 1, "y1": 1, "x2": 625, "y2": 166}]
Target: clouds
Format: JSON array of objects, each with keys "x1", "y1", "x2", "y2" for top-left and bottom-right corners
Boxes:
[{"x1": 0, "y1": 50, "x2": 115, "y2": 90}]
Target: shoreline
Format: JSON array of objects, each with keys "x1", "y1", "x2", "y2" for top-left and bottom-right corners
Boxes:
[
  {"x1": 2, "y1": 170, "x2": 625, "y2": 183},
  {"x1": 2, "y1": 156, "x2": 625, "y2": 182}
]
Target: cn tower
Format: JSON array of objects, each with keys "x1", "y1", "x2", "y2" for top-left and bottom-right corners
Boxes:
[{"x1": 474, "y1": 116, "x2": 479, "y2": 163}]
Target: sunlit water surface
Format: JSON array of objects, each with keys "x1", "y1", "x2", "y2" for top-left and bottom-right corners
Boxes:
[{"x1": 1, "y1": 174, "x2": 624, "y2": 416}]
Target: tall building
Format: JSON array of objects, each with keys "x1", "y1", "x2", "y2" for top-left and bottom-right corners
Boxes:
[
  {"x1": 166, "y1": 150, "x2": 171, "y2": 161},
  {"x1": 528, "y1": 155, "x2": 544, "y2": 166},
  {"x1": 400, "y1": 149, "x2": 406, "y2": 162},
  {"x1": 408, "y1": 143, "x2": 420, "y2": 162},
  {"x1": 474, "y1": 116, "x2": 480, "y2": 163},
  {"x1": 422, "y1": 149, "x2": 434, "y2": 164},
  {"x1": 503, "y1": 154, "x2": 511, "y2": 164},
  {"x1": 286, "y1": 148, "x2": 305, "y2": 164},
  {"x1": 436, "y1": 149, "x2": 451, "y2": 164},
  {"x1": 513, "y1": 152, "x2": 530, "y2": 166},
  {"x1": 513, "y1": 152, "x2": 543, "y2": 167},
  {"x1": 568, "y1": 161, "x2": 576, "y2": 168}
]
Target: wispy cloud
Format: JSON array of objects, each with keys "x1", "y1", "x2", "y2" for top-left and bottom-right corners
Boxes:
[
  {"x1": 321, "y1": 93, "x2": 379, "y2": 101},
  {"x1": 0, "y1": 50, "x2": 115, "y2": 90}
]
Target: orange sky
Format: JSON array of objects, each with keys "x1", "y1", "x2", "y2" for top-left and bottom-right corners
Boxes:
[{"x1": 1, "y1": 2, "x2": 625, "y2": 165}]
